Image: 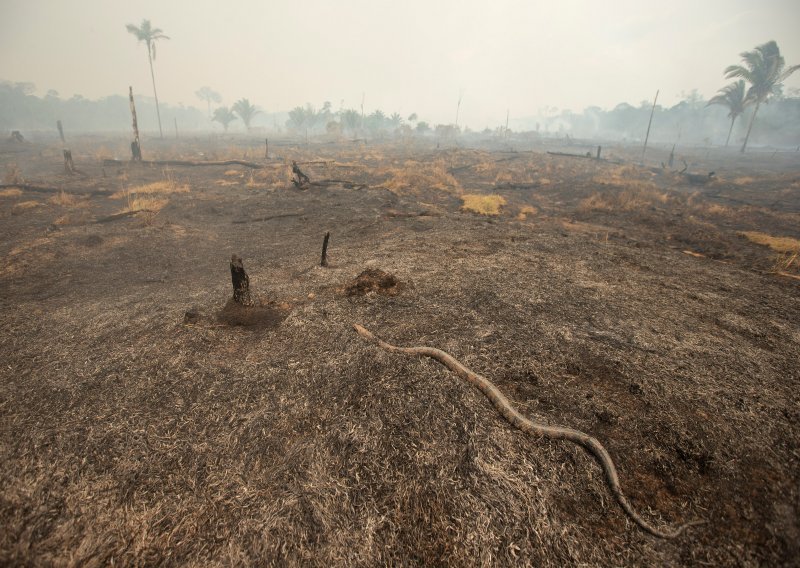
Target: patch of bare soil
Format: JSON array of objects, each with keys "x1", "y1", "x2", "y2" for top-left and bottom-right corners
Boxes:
[{"x1": 0, "y1": 135, "x2": 799, "y2": 566}]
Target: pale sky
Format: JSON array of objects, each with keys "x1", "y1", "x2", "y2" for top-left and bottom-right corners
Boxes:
[{"x1": 1, "y1": 0, "x2": 799, "y2": 128}]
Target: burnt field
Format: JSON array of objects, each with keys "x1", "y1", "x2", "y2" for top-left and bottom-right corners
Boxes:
[{"x1": 1, "y1": 135, "x2": 799, "y2": 566}]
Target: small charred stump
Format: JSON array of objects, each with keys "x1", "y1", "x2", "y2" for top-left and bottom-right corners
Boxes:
[
  {"x1": 321, "y1": 232, "x2": 330, "y2": 267},
  {"x1": 10, "y1": 131, "x2": 24, "y2": 143},
  {"x1": 63, "y1": 149, "x2": 75, "y2": 174},
  {"x1": 291, "y1": 161, "x2": 311, "y2": 189},
  {"x1": 230, "y1": 254, "x2": 254, "y2": 306}
]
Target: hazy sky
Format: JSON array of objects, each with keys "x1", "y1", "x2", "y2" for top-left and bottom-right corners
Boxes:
[{"x1": 2, "y1": 0, "x2": 799, "y2": 128}]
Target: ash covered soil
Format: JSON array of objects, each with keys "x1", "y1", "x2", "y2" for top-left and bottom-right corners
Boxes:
[{"x1": 1, "y1": 136, "x2": 799, "y2": 566}]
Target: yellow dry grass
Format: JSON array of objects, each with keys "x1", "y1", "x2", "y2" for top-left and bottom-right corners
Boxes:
[
  {"x1": 224, "y1": 169, "x2": 241, "y2": 176},
  {"x1": 461, "y1": 194, "x2": 507, "y2": 215},
  {"x1": 516, "y1": 205, "x2": 538, "y2": 221},
  {"x1": 382, "y1": 159, "x2": 462, "y2": 196},
  {"x1": 48, "y1": 191, "x2": 82, "y2": 207},
  {"x1": 593, "y1": 165, "x2": 658, "y2": 192},
  {"x1": 733, "y1": 176, "x2": 756, "y2": 186},
  {"x1": 740, "y1": 231, "x2": 800, "y2": 253},
  {"x1": 110, "y1": 180, "x2": 189, "y2": 199},
  {"x1": 14, "y1": 201, "x2": 40, "y2": 209},
  {"x1": 579, "y1": 187, "x2": 669, "y2": 213},
  {"x1": 0, "y1": 188, "x2": 23, "y2": 197}
]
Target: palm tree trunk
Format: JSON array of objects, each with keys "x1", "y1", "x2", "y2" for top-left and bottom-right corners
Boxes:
[
  {"x1": 725, "y1": 116, "x2": 736, "y2": 147},
  {"x1": 147, "y1": 43, "x2": 164, "y2": 139},
  {"x1": 740, "y1": 101, "x2": 761, "y2": 153}
]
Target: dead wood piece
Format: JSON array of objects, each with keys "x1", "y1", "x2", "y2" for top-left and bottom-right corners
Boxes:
[
  {"x1": 95, "y1": 209, "x2": 155, "y2": 223},
  {"x1": 547, "y1": 151, "x2": 594, "y2": 159},
  {"x1": 291, "y1": 161, "x2": 311, "y2": 189},
  {"x1": 0, "y1": 183, "x2": 106, "y2": 196},
  {"x1": 102, "y1": 158, "x2": 264, "y2": 169},
  {"x1": 321, "y1": 232, "x2": 330, "y2": 267},
  {"x1": 230, "y1": 255, "x2": 254, "y2": 306},
  {"x1": 494, "y1": 182, "x2": 540, "y2": 190},
  {"x1": 684, "y1": 171, "x2": 715, "y2": 185},
  {"x1": 63, "y1": 150, "x2": 75, "y2": 174},
  {"x1": 231, "y1": 212, "x2": 304, "y2": 224},
  {"x1": 310, "y1": 179, "x2": 367, "y2": 189},
  {"x1": 9, "y1": 131, "x2": 25, "y2": 143}
]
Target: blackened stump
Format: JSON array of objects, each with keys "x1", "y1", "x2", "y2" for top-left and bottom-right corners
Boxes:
[
  {"x1": 230, "y1": 254, "x2": 253, "y2": 306},
  {"x1": 321, "y1": 232, "x2": 330, "y2": 267}
]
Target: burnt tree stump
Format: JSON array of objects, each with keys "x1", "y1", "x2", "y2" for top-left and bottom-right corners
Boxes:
[
  {"x1": 230, "y1": 254, "x2": 254, "y2": 306},
  {"x1": 321, "y1": 232, "x2": 330, "y2": 267},
  {"x1": 63, "y1": 149, "x2": 75, "y2": 174},
  {"x1": 291, "y1": 161, "x2": 311, "y2": 189}
]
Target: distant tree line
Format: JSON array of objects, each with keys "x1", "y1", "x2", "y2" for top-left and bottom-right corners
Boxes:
[{"x1": 0, "y1": 81, "x2": 206, "y2": 134}]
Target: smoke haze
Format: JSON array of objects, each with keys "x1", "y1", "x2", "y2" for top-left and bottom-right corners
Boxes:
[{"x1": 1, "y1": 0, "x2": 799, "y2": 129}]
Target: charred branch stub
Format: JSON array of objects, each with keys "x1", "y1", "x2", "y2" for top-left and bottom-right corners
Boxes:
[
  {"x1": 9, "y1": 131, "x2": 25, "y2": 143},
  {"x1": 321, "y1": 232, "x2": 330, "y2": 267},
  {"x1": 291, "y1": 161, "x2": 311, "y2": 189},
  {"x1": 230, "y1": 254, "x2": 254, "y2": 306},
  {"x1": 63, "y1": 150, "x2": 75, "y2": 174},
  {"x1": 57, "y1": 120, "x2": 65, "y2": 143}
]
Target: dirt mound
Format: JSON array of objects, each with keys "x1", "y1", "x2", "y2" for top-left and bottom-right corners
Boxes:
[
  {"x1": 345, "y1": 268, "x2": 403, "y2": 296},
  {"x1": 216, "y1": 298, "x2": 288, "y2": 329}
]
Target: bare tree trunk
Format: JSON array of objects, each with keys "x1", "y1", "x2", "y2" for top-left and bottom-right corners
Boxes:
[
  {"x1": 741, "y1": 102, "x2": 760, "y2": 153},
  {"x1": 641, "y1": 89, "x2": 659, "y2": 163},
  {"x1": 129, "y1": 87, "x2": 142, "y2": 161},
  {"x1": 725, "y1": 116, "x2": 735, "y2": 147},
  {"x1": 147, "y1": 43, "x2": 164, "y2": 139}
]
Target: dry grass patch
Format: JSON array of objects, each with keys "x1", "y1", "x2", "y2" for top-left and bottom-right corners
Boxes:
[
  {"x1": 382, "y1": 159, "x2": 462, "y2": 196},
  {"x1": 740, "y1": 231, "x2": 800, "y2": 253},
  {"x1": 461, "y1": 194, "x2": 506, "y2": 215},
  {"x1": 48, "y1": 190, "x2": 83, "y2": 207},
  {"x1": 733, "y1": 176, "x2": 756, "y2": 186},
  {"x1": 0, "y1": 188, "x2": 23, "y2": 197},
  {"x1": 4, "y1": 163, "x2": 24, "y2": 184},
  {"x1": 593, "y1": 165, "x2": 658, "y2": 192},
  {"x1": 13, "y1": 200, "x2": 41, "y2": 210},
  {"x1": 110, "y1": 179, "x2": 189, "y2": 200},
  {"x1": 579, "y1": 187, "x2": 670, "y2": 213},
  {"x1": 516, "y1": 205, "x2": 538, "y2": 221}
]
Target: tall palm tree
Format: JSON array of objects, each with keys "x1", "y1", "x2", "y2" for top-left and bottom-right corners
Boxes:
[
  {"x1": 724, "y1": 40, "x2": 799, "y2": 153},
  {"x1": 126, "y1": 19, "x2": 169, "y2": 138},
  {"x1": 707, "y1": 80, "x2": 748, "y2": 147},
  {"x1": 212, "y1": 107, "x2": 237, "y2": 132},
  {"x1": 232, "y1": 98, "x2": 260, "y2": 132}
]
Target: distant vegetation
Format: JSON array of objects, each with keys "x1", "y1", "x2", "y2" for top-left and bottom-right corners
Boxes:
[{"x1": 1, "y1": 41, "x2": 798, "y2": 147}]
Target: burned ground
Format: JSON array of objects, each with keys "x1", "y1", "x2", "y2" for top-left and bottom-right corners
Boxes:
[{"x1": 1, "y1": 136, "x2": 799, "y2": 566}]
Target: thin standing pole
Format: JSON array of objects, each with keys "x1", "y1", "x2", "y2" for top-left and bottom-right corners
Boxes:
[
  {"x1": 505, "y1": 109, "x2": 509, "y2": 139},
  {"x1": 641, "y1": 89, "x2": 659, "y2": 163},
  {"x1": 129, "y1": 86, "x2": 142, "y2": 161},
  {"x1": 174, "y1": 117, "x2": 178, "y2": 139}
]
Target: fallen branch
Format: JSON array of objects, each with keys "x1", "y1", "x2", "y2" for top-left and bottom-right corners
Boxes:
[
  {"x1": 309, "y1": 179, "x2": 368, "y2": 189},
  {"x1": 95, "y1": 209, "x2": 155, "y2": 223},
  {"x1": 231, "y1": 212, "x2": 304, "y2": 224},
  {"x1": 547, "y1": 150, "x2": 595, "y2": 159},
  {"x1": 0, "y1": 183, "x2": 105, "y2": 196},
  {"x1": 353, "y1": 324, "x2": 704, "y2": 539},
  {"x1": 103, "y1": 158, "x2": 264, "y2": 169},
  {"x1": 494, "y1": 182, "x2": 540, "y2": 190}
]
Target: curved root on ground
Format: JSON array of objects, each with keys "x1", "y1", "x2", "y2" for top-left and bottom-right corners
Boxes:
[{"x1": 353, "y1": 323, "x2": 704, "y2": 539}]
